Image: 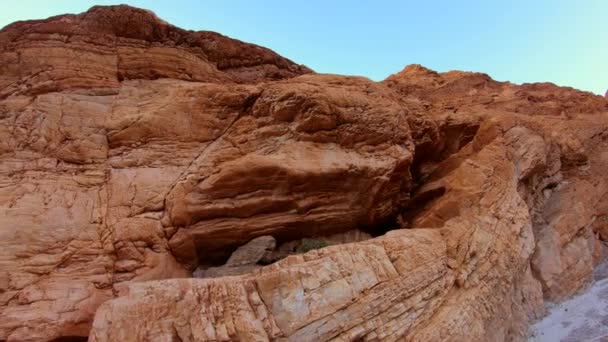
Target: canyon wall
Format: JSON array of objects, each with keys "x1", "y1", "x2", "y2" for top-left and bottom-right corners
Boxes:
[{"x1": 1, "y1": 5, "x2": 608, "y2": 341}]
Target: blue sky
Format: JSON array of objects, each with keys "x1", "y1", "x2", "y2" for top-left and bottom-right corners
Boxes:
[{"x1": 2, "y1": 0, "x2": 606, "y2": 94}]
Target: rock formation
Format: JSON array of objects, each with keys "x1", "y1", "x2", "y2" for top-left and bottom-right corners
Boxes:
[{"x1": 1, "y1": 5, "x2": 608, "y2": 342}]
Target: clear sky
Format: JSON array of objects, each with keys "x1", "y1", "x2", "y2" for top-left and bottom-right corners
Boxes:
[{"x1": 2, "y1": 0, "x2": 606, "y2": 94}]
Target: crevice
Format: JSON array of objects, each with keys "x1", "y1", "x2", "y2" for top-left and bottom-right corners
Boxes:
[
  {"x1": 362, "y1": 213, "x2": 401, "y2": 238},
  {"x1": 161, "y1": 91, "x2": 263, "y2": 234},
  {"x1": 410, "y1": 120, "x2": 480, "y2": 189},
  {"x1": 192, "y1": 229, "x2": 372, "y2": 278},
  {"x1": 399, "y1": 119, "x2": 480, "y2": 228}
]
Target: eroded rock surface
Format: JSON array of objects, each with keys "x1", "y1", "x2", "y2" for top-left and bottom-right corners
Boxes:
[
  {"x1": 1, "y1": 5, "x2": 608, "y2": 342},
  {"x1": 0, "y1": 5, "x2": 310, "y2": 100}
]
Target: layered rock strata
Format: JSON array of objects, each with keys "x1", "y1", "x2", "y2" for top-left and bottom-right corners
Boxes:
[{"x1": 1, "y1": 5, "x2": 608, "y2": 342}]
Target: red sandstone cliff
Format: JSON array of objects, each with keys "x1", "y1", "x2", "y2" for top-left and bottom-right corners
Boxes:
[{"x1": 1, "y1": 5, "x2": 608, "y2": 342}]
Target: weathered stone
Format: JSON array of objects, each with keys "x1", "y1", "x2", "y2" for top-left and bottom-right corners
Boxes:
[{"x1": 1, "y1": 4, "x2": 608, "y2": 342}]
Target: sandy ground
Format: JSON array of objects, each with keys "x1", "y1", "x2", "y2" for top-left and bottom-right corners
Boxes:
[{"x1": 529, "y1": 263, "x2": 608, "y2": 342}]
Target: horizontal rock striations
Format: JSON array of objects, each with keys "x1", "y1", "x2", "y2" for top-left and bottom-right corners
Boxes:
[
  {"x1": 0, "y1": 5, "x2": 311, "y2": 99},
  {"x1": 1, "y1": 5, "x2": 608, "y2": 342}
]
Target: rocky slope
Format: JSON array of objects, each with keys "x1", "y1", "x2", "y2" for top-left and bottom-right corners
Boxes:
[{"x1": 1, "y1": 5, "x2": 608, "y2": 342}]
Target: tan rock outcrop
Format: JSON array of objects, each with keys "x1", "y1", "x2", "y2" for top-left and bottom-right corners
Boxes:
[
  {"x1": 384, "y1": 64, "x2": 608, "y2": 117},
  {"x1": 92, "y1": 112, "x2": 605, "y2": 341},
  {"x1": 91, "y1": 229, "x2": 453, "y2": 342},
  {"x1": 1, "y1": 5, "x2": 608, "y2": 342}
]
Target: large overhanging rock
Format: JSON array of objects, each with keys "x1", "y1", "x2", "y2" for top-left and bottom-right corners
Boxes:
[
  {"x1": 2, "y1": 4, "x2": 608, "y2": 342},
  {"x1": 163, "y1": 74, "x2": 414, "y2": 264}
]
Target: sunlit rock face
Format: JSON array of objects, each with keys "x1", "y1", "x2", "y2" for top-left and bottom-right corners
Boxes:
[{"x1": 1, "y1": 5, "x2": 608, "y2": 342}]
